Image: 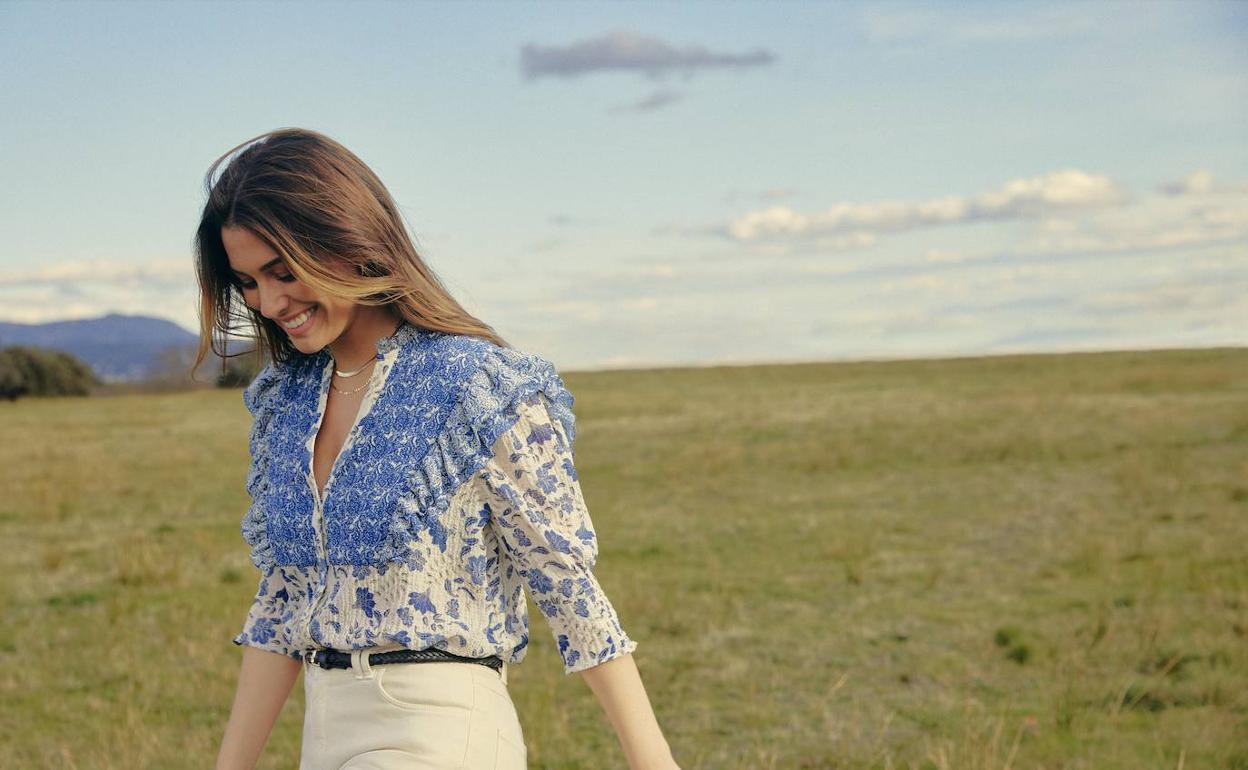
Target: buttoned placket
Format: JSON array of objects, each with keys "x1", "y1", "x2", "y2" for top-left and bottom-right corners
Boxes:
[{"x1": 302, "y1": 345, "x2": 399, "y2": 651}]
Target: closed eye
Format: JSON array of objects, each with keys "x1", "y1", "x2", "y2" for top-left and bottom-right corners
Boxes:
[{"x1": 235, "y1": 272, "x2": 295, "y2": 289}]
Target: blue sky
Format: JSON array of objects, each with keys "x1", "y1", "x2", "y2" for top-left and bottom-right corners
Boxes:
[{"x1": 1, "y1": 0, "x2": 1244, "y2": 371}]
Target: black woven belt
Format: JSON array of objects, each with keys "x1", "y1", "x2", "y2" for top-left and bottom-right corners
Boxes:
[{"x1": 304, "y1": 646, "x2": 504, "y2": 673}]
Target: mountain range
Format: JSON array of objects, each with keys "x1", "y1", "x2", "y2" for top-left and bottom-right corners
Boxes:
[{"x1": 0, "y1": 313, "x2": 238, "y2": 383}]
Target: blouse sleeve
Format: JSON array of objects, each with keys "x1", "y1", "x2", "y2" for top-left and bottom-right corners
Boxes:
[
  {"x1": 233, "y1": 364, "x2": 301, "y2": 659},
  {"x1": 480, "y1": 391, "x2": 638, "y2": 675},
  {"x1": 232, "y1": 564, "x2": 304, "y2": 661}
]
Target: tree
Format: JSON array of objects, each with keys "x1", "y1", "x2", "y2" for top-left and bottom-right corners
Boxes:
[
  {"x1": 0, "y1": 345, "x2": 102, "y2": 400},
  {"x1": 216, "y1": 353, "x2": 263, "y2": 388}
]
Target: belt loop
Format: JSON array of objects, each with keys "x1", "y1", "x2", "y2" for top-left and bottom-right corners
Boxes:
[
  {"x1": 352, "y1": 649, "x2": 374, "y2": 679},
  {"x1": 499, "y1": 662, "x2": 508, "y2": 685}
]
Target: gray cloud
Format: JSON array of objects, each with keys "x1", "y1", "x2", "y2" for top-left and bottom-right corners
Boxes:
[
  {"x1": 608, "y1": 88, "x2": 685, "y2": 114},
  {"x1": 520, "y1": 29, "x2": 775, "y2": 81},
  {"x1": 1158, "y1": 169, "x2": 1248, "y2": 197}
]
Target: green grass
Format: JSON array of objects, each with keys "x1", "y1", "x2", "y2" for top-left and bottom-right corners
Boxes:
[{"x1": 1, "y1": 346, "x2": 1245, "y2": 769}]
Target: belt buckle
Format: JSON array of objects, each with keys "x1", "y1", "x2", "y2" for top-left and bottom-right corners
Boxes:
[{"x1": 304, "y1": 649, "x2": 321, "y2": 669}]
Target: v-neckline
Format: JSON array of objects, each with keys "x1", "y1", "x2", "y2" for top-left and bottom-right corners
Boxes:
[
  {"x1": 305, "y1": 319, "x2": 421, "y2": 508},
  {"x1": 310, "y1": 354, "x2": 374, "y2": 504}
]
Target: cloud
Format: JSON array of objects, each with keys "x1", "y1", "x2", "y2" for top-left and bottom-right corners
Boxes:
[
  {"x1": 948, "y1": 10, "x2": 1098, "y2": 42},
  {"x1": 720, "y1": 169, "x2": 1126, "y2": 242},
  {"x1": 528, "y1": 237, "x2": 565, "y2": 254},
  {"x1": 520, "y1": 29, "x2": 775, "y2": 81},
  {"x1": 608, "y1": 88, "x2": 684, "y2": 114},
  {"x1": 1008, "y1": 183, "x2": 1248, "y2": 258},
  {"x1": 759, "y1": 187, "x2": 798, "y2": 202},
  {"x1": 526, "y1": 297, "x2": 607, "y2": 324},
  {"x1": 486, "y1": 233, "x2": 1247, "y2": 370},
  {"x1": 924, "y1": 248, "x2": 969, "y2": 264},
  {"x1": 1159, "y1": 169, "x2": 1248, "y2": 196},
  {"x1": 861, "y1": 6, "x2": 1100, "y2": 45},
  {"x1": 840, "y1": 305, "x2": 984, "y2": 336},
  {"x1": 860, "y1": 9, "x2": 937, "y2": 45},
  {"x1": 0, "y1": 257, "x2": 200, "y2": 326},
  {"x1": 0, "y1": 257, "x2": 191, "y2": 287},
  {"x1": 1080, "y1": 276, "x2": 1247, "y2": 317}
]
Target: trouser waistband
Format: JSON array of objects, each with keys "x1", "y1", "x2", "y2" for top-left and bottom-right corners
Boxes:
[{"x1": 303, "y1": 646, "x2": 504, "y2": 674}]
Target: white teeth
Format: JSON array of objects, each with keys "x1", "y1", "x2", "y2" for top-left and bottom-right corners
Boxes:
[{"x1": 281, "y1": 307, "x2": 315, "y2": 329}]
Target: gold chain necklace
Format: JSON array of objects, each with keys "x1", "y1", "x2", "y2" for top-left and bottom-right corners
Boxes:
[
  {"x1": 329, "y1": 319, "x2": 399, "y2": 395},
  {"x1": 330, "y1": 373, "x2": 373, "y2": 396},
  {"x1": 330, "y1": 358, "x2": 377, "y2": 395}
]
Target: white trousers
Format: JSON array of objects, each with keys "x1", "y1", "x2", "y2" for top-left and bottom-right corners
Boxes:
[{"x1": 299, "y1": 649, "x2": 527, "y2": 770}]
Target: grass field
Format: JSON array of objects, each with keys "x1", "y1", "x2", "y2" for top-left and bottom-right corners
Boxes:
[{"x1": 2, "y1": 346, "x2": 1245, "y2": 769}]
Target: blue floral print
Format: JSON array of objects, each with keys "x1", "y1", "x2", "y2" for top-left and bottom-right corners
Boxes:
[{"x1": 232, "y1": 321, "x2": 638, "y2": 675}]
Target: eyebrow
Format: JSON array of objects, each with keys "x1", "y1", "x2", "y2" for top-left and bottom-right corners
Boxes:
[{"x1": 231, "y1": 257, "x2": 285, "y2": 278}]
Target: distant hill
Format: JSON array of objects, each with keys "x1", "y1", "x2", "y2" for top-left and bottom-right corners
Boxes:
[{"x1": 0, "y1": 313, "x2": 231, "y2": 383}]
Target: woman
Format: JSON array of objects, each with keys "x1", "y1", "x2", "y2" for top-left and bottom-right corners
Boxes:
[{"x1": 195, "y1": 128, "x2": 679, "y2": 770}]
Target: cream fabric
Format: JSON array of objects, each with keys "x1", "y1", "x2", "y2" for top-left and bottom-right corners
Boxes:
[{"x1": 300, "y1": 651, "x2": 526, "y2": 770}]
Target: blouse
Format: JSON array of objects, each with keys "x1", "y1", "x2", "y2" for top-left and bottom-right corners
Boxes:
[{"x1": 231, "y1": 320, "x2": 638, "y2": 675}]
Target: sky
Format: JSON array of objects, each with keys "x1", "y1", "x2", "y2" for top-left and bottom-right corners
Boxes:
[{"x1": 0, "y1": 0, "x2": 1245, "y2": 371}]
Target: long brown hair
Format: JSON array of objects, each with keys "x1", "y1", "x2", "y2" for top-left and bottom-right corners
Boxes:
[{"x1": 191, "y1": 127, "x2": 507, "y2": 379}]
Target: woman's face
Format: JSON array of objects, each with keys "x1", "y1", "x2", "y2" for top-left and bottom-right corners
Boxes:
[{"x1": 222, "y1": 224, "x2": 358, "y2": 355}]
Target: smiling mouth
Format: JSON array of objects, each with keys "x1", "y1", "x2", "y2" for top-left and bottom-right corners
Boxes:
[{"x1": 280, "y1": 305, "x2": 317, "y2": 333}]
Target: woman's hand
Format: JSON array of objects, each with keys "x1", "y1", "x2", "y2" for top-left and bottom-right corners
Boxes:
[{"x1": 632, "y1": 754, "x2": 683, "y2": 770}]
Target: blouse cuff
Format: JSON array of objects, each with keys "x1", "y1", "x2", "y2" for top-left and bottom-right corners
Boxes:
[{"x1": 541, "y1": 572, "x2": 640, "y2": 675}]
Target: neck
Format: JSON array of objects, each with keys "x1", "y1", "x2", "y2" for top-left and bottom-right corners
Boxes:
[{"x1": 327, "y1": 308, "x2": 401, "y2": 370}]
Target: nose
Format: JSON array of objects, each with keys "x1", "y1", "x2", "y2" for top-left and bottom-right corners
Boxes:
[{"x1": 257, "y1": 281, "x2": 293, "y2": 321}]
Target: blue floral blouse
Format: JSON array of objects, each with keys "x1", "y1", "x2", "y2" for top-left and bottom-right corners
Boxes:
[{"x1": 231, "y1": 320, "x2": 638, "y2": 675}]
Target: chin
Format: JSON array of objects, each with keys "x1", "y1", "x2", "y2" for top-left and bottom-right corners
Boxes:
[{"x1": 289, "y1": 337, "x2": 319, "y2": 353}]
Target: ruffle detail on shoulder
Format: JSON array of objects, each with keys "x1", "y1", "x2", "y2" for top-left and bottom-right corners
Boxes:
[
  {"x1": 240, "y1": 362, "x2": 288, "y2": 572},
  {"x1": 385, "y1": 342, "x2": 576, "y2": 565}
]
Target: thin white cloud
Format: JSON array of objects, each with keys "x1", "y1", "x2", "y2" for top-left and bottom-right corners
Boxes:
[
  {"x1": 759, "y1": 187, "x2": 798, "y2": 202},
  {"x1": 949, "y1": 11, "x2": 1098, "y2": 42},
  {"x1": 0, "y1": 257, "x2": 191, "y2": 287},
  {"x1": 721, "y1": 169, "x2": 1125, "y2": 242},
  {"x1": 924, "y1": 248, "x2": 969, "y2": 264},
  {"x1": 860, "y1": 9, "x2": 937, "y2": 45},
  {"x1": 1083, "y1": 280, "x2": 1243, "y2": 315},
  {"x1": 689, "y1": 169, "x2": 1248, "y2": 265},
  {"x1": 861, "y1": 6, "x2": 1100, "y2": 45},
  {"x1": 1008, "y1": 184, "x2": 1248, "y2": 258},
  {"x1": 528, "y1": 237, "x2": 566, "y2": 254}
]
